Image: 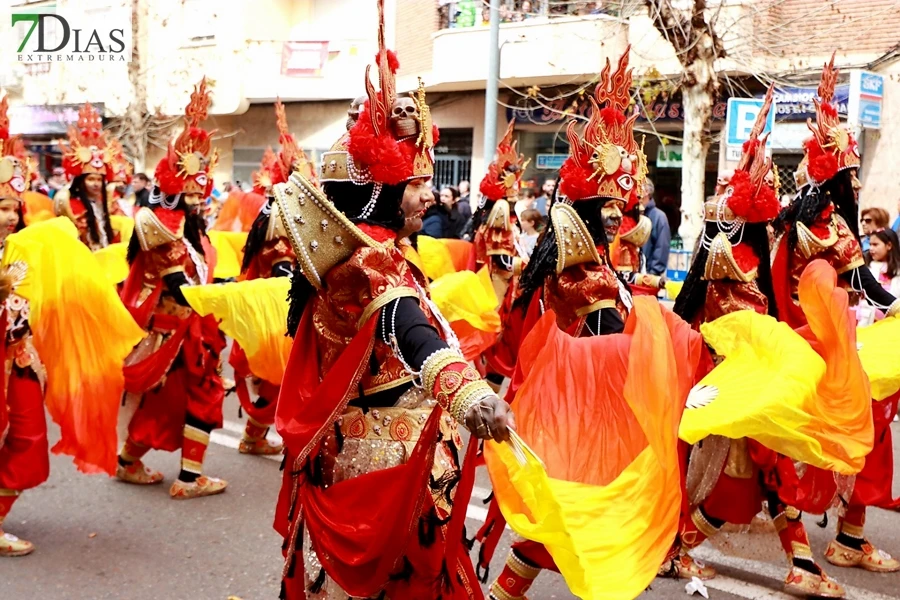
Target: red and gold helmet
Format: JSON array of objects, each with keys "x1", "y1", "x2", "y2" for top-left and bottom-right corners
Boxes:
[
  {"x1": 479, "y1": 121, "x2": 530, "y2": 202},
  {"x1": 0, "y1": 95, "x2": 32, "y2": 203},
  {"x1": 155, "y1": 77, "x2": 218, "y2": 198},
  {"x1": 706, "y1": 85, "x2": 781, "y2": 226},
  {"x1": 559, "y1": 47, "x2": 647, "y2": 204},
  {"x1": 795, "y1": 53, "x2": 860, "y2": 189},
  {"x1": 108, "y1": 138, "x2": 133, "y2": 185},
  {"x1": 320, "y1": 0, "x2": 438, "y2": 187},
  {"x1": 252, "y1": 100, "x2": 316, "y2": 195},
  {"x1": 60, "y1": 102, "x2": 113, "y2": 181}
]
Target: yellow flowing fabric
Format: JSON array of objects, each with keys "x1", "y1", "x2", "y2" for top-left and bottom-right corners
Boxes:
[
  {"x1": 485, "y1": 298, "x2": 703, "y2": 600},
  {"x1": 417, "y1": 235, "x2": 456, "y2": 280},
  {"x1": 2, "y1": 218, "x2": 145, "y2": 475},
  {"x1": 207, "y1": 231, "x2": 247, "y2": 279},
  {"x1": 110, "y1": 215, "x2": 134, "y2": 243},
  {"x1": 93, "y1": 242, "x2": 130, "y2": 284},
  {"x1": 857, "y1": 316, "x2": 900, "y2": 401},
  {"x1": 182, "y1": 277, "x2": 291, "y2": 384},
  {"x1": 430, "y1": 267, "x2": 501, "y2": 332},
  {"x1": 680, "y1": 260, "x2": 873, "y2": 474}
]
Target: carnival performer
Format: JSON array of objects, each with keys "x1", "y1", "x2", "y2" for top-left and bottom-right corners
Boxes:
[
  {"x1": 482, "y1": 48, "x2": 710, "y2": 600},
  {"x1": 115, "y1": 78, "x2": 230, "y2": 500},
  {"x1": 229, "y1": 100, "x2": 314, "y2": 456},
  {"x1": 272, "y1": 4, "x2": 510, "y2": 597},
  {"x1": 614, "y1": 189, "x2": 665, "y2": 295},
  {"x1": 53, "y1": 102, "x2": 118, "y2": 250},
  {"x1": 474, "y1": 122, "x2": 530, "y2": 387},
  {"x1": 772, "y1": 55, "x2": 900, "y2": 574},
  {"x1": 665, "y1": 86, "x2": 854, "y2": 597},
  {"x1": 0, "y1": 99, "x2": 144, "y2": 555}
]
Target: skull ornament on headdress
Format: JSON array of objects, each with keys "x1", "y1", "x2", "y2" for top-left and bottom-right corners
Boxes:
[
  {"x1": 319, "y1": 0, "x2": 438, "y2": 187},
  {"x1": 253, "y1": 100, "x2": 316, "y2": 195},
  {"x1": 0, "y1": 95, "x2": 32, "y2": 202},
  {"x1": 559, "y1": 47, "x2": 647, "y2": 204},
  {"x1": 795, "y1": 53, "x2": 860, "y2": 189},
  {"x1": 60, "y1": 102, "x2": 114, "y2": 181},
  {"x1": 480, "y1": 121, "x2": 530, "y2": 202},
  {"x1": 155, "y1": 77, "x2": 218, "y2": 198}
]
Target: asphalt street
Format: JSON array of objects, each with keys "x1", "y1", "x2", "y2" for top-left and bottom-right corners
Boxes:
[{"x1": 2, "y1": 390, "x2": 900, "y2": 600}]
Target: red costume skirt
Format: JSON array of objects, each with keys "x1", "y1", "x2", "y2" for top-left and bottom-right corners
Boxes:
[{"x1": 0, "y1": 369, "x2": 49, "y2": 491}]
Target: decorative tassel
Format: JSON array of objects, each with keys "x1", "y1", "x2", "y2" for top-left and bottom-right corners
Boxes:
[
  {"x1": 238, "y1": 405, "x2": 243, "y2": 418},
  {"x1": 308, "y1": 568, "x2": 326, "y2": 593},
  {"x1": 462, "y1": 527, "x2": 475, "y2": 552},
  {"x1": 817, "y1": 513, "x2": 828, "y2": 528},
  {"x1": 483, "y1": 491, "x2": 494, "y2": 505}
]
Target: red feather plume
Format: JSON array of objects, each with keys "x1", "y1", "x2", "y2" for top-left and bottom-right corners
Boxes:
[{"x1": 559, "y1": 158, "x2": 598, "y2": 202}]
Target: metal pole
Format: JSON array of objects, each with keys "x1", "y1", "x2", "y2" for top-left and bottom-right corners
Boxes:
[{"x1": 482, "y1": 0, "x2": 501, "y2": 171}]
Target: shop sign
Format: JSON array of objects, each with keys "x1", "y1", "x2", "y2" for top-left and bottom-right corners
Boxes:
[
  {"x1": 756, "y1": 85, "x2": 849, "y2": 120},
  {"x1": 281, "y1": 41, "x2": 329, "y2": 77},
  {"x1": 656, "y1": 144, "x2": 683, "y2": 168},
  {"x1": 8, "y1": 103, "x2": 103, "y2": 135},
  {"x1": 725, "y1": 98, "x2": 776, "y2": 147},
  {"x1": 849, "y1": 70, "x2": 883, "y2": 129},
  {"x1": 505, "y1": 90, "x2": 728, "y2": 125},
  {"x1": 535, "y1": 153, "x2": 567, "y2": 170}
]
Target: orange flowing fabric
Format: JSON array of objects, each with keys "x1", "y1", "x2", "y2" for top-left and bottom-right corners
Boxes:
[
  {"x1": 23, "y1": 191, "x2": 55, "y2": 225},
  {"x1": 2, "y1": 218, "x2": 145, "y2": 475},
  {"x1": 485, "y1": 298, "x2": 704, "y2": 599}
]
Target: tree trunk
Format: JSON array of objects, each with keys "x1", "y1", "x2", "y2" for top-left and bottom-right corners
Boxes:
[{"x1": 677, "y1": 33, "x2": 718, "y2": 251}]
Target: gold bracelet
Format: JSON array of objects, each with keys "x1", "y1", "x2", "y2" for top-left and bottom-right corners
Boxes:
[
  {"x1": 420, "y1": 348, "x2": 464, "y2": 394},
  {"x1": 887, "y1": 299, "x2": 900, "y2": 319},
  {"x1": 448, "y1": 379, "x2": 495, "y2": 423}
]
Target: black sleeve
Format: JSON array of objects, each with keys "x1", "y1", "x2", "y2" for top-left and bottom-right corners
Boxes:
[
  {"x1": 841, "y1": 265, "x2": 897, "y2": 309},
  {"x1": 271, "y1": 261, "x2": 294, "y2": 278},
  {"x1": 584, "y1": 307, "x2": 625, "y2": 336},
  {"x1": 377, "y1": 296, "x2": 448, "y2": 370},
  {"x1": 162, "y1": 272, "x2": 190, "y2": 306}
]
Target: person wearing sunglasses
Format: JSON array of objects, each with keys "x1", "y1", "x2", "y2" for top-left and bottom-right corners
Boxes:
[{"x1": 860, "y1": 207, "x2": 889, "y2": 253}]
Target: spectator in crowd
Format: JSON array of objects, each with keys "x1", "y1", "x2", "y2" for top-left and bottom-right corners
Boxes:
[
  {"x1": 459, "y1": 179, "x2": 470, "y2": 202},
  {"x1": 519, "y1": 207, "x2": 543, "y2": 257},
  {"x1": 640, "y1": 178, "x2": 671, "y2": 277},
  {"x1": 440, "y1": 185, "x2": 465, "y2": 238},
  {"x1": 860, "y1": 207, "x2": 890, "y2": 253},
  {"x1": 514, "y1": 187, "x2": 536, "y2": 221},
  {"x1": 47, "y1": 166, "x2": 66, "y2": 198},
  {"x1": 133, "y1": 172, "x2": 152, "y2": 208},
  {"x1": 534, "y1": 177, "x2": 554, "y2": 216},
  {"x1": 519, "y1": 0, "x2": 536, "y2": 19},
  {"x1": 500, "y1": 4, "x2": 513, "y2": 22},
  {"x1": 456, "y1": 181, "x2": 472, "y2": 235},
  {"x1": 422, "y1": 194, "x2": 451, "y2": 238},
  {"x1": 866, "y1": 227, "x2": 900, "y2": 298},
  {"x1": 481, "y1": 5, "x2": 491, "y2": 25}
]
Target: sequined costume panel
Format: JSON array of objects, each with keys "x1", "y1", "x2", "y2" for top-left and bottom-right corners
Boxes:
[
  {"x1": 544, "y1": 260, "x2": 620, "y2": 332},
  {"x1": 256, "y1": 237, "x2": 295, "y2": 278},
  {"x1": 617, "y1": 239, "x2": 641, "y2": 272},
  {"x1": 314, "y1": 244, "x2": 435, "y2": 397},
  {"x1": 698, "y1": 281, "x2": 768, "y2": 325}
]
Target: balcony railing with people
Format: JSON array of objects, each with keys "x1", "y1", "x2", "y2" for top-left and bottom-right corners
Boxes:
[{"x1": 437, "y1": 0, "x2": 618, "y2": 30}]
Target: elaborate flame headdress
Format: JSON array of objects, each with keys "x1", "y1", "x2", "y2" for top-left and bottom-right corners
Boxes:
[
  {"x1": 107, "y1": 138, "x2": 133, "y2": 185},
  {"x1": 252, "y1": 100, "x2": 316, "y2": 195},
  {"x1": 559, "y1": 47, "x2": 647, "y2": 205},
  {"x1": 60, "y1": 102, "x2": 114, "y2": 181},
  {"x1": 155, "y1": 77, "x2": 218, "y2": 197},
  {"x1": 0, "y1": 95, "x2": 32, "y2": 202},
  {"x1": 707, "y1": 85, "x2": 780, "y2": 225},
  {"x1": 320, "y1": 0, "x2": 438, "y2": 186},
  {"x1": 480, "y1": 121, "x2": 530, "y2": 201},
  {"x1": 795, "y1": 53, "x2": 860, "y2": 189}
]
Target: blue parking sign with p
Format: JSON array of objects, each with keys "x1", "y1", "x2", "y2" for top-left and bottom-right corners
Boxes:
[{"x1": 726, "y1": 98, "x2": 776, "y2": 146}]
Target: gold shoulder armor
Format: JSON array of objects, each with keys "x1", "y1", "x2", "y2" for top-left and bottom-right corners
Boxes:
[
  {"x1": 274, "y1": 171, "x2": 379, "y2": 289},
  {"x1": 486, "y1": 199, "x2": 511, "y2": 231},
  {"x1": 796, "y1": 217, "x2": 838, "y2": 259},
  {"x1": 550, "y1": 203, "x2": 602, "y2": 275},
  {"x1": 703, "y1": 232, "x2": 757, "y2": 283},
  {"x1": 620, "y1": 214, "x2": 652, "y2": 248},
  {"x1": 134, "y1": 207, "x2": 182, "y2": 252},
  {"x1": 53, "y1": 187, "x2": 73, "y2": 220}
]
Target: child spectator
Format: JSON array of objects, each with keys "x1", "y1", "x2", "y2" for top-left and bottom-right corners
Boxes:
[{"x1": 520, "y1": 208, "x2": 543, "y2": 257}]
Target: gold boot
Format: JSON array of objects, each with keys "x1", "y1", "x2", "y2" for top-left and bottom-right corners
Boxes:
[
  {"x1": 169, "y1": 476, "x2": 228, "y2": 500},
  {"x1": 0, "y1": 517, "x2": 34, "y2": 557}
]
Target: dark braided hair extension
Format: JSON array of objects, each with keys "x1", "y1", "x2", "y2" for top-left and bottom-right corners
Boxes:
[
  {"x1": 286, "y1": 180, "x2": 409, "y2": 337},
  {"x1": 126, "y1": 191, "x2": 208, "y2": 265},
  {"x1": 242, "y1": 199, "x2": 272, "y2": 274},
  {"x1": 773, "y1": 169, "x2": 860, "y2": 251},
  {"x1": 515, "y1": 192, "x2": 630, "y2": 311},
  {"x1": 673, "y1": 220, "x2": 777, "y2": 323},
  {"x1": 70, "y1": 173, "x2": 115, "y2": 247}
]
